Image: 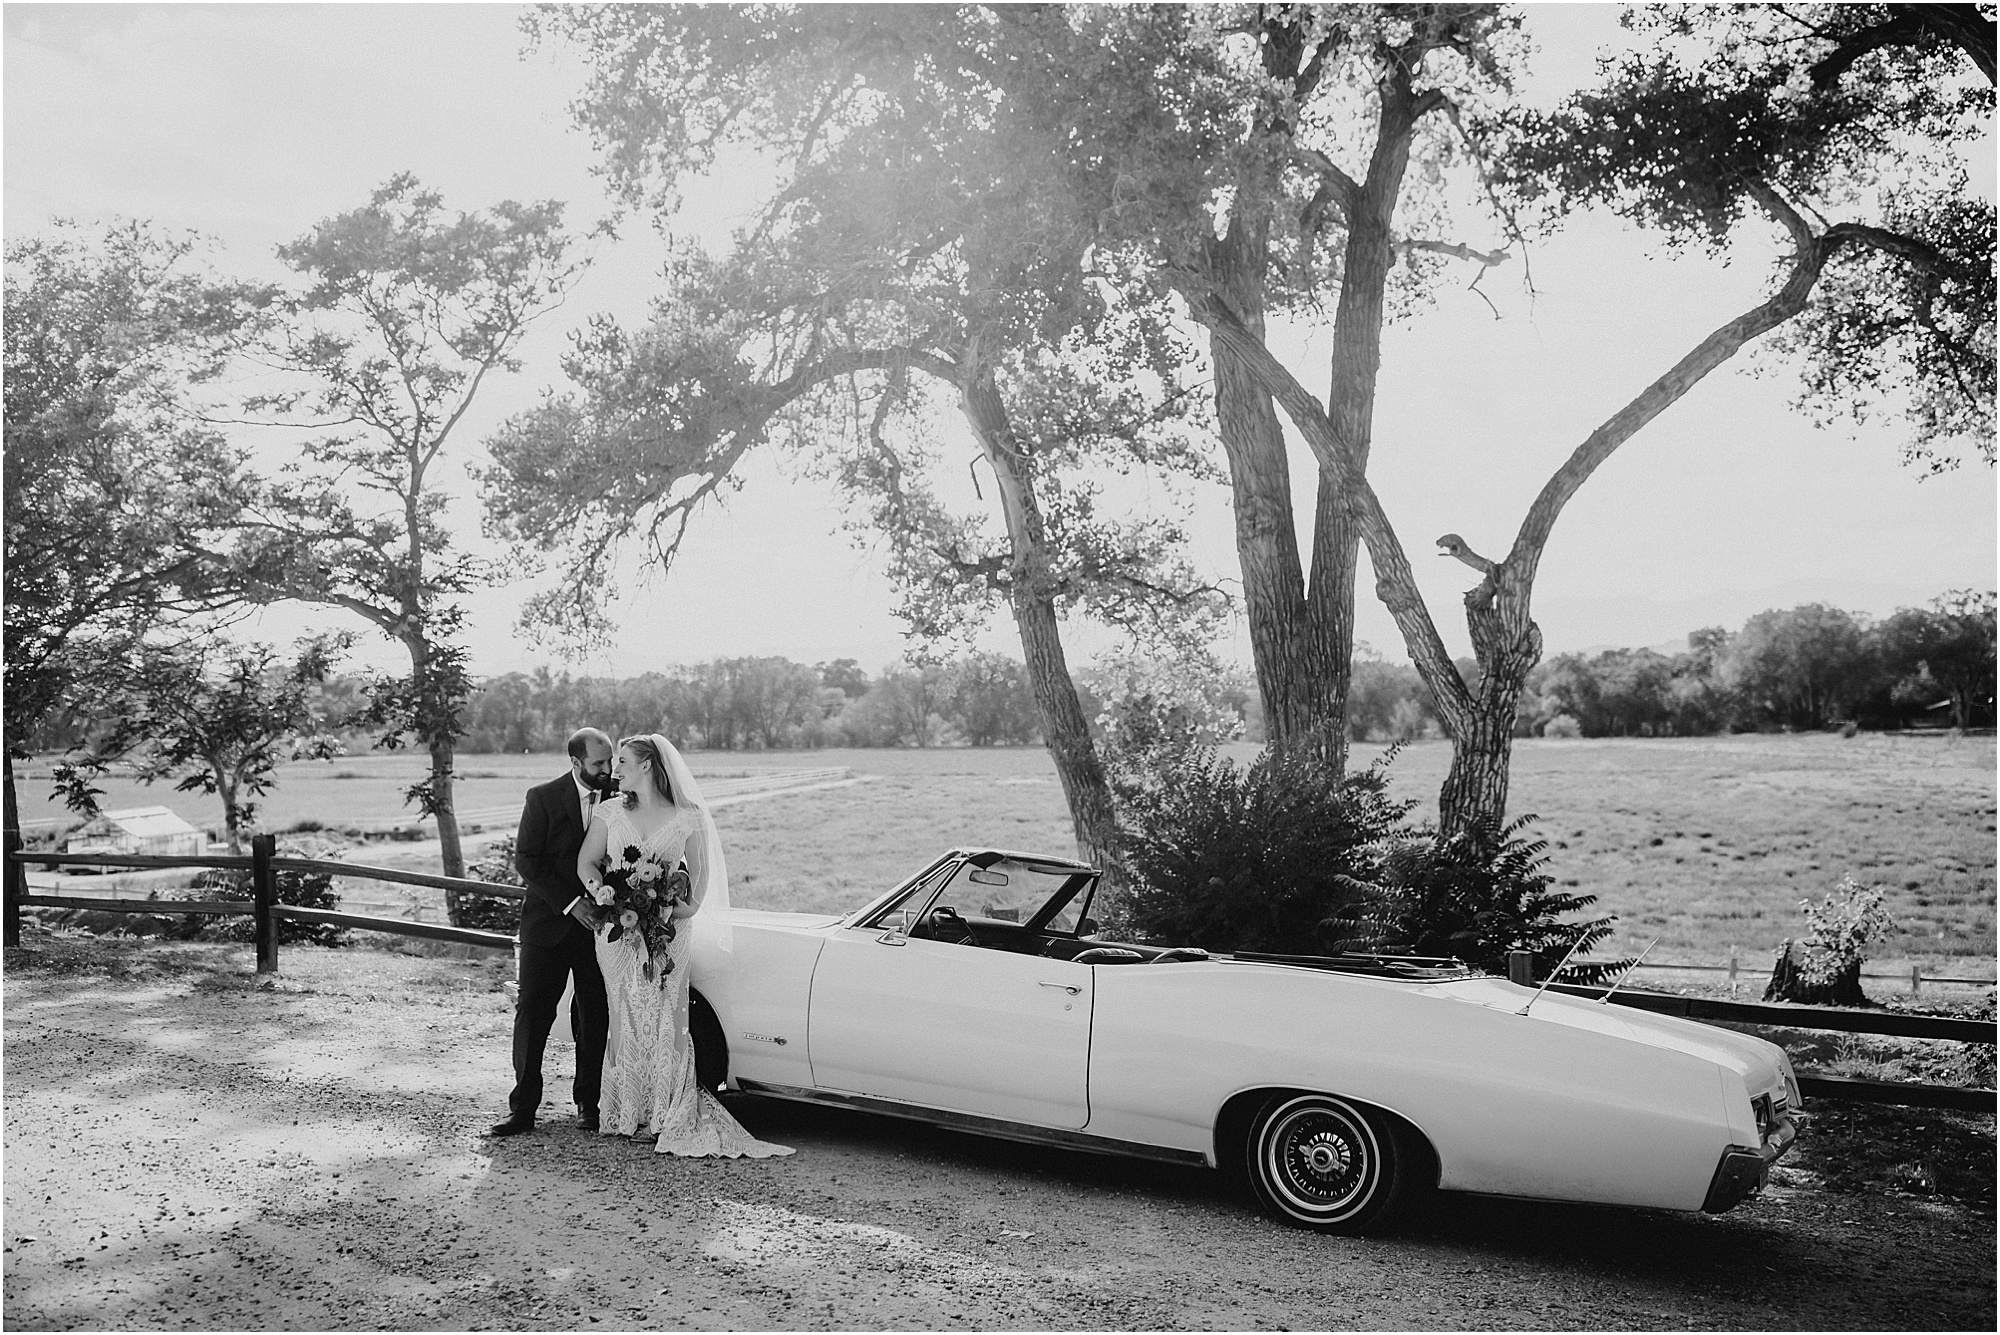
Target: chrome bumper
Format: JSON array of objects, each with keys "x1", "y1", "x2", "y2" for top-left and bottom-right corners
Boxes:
[{"x1": 1701, "y1": 1110, "x2": 1799, "y2": 1213}]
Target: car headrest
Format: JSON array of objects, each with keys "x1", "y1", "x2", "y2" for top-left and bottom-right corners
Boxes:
[{"x1": 1074, "y1": 947, "x2": 1147, "y2": 964}]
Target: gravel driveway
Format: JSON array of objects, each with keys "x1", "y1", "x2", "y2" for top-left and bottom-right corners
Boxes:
[{"x1": 4, "y1": 937, "x2": 1992, "y2": 1331}]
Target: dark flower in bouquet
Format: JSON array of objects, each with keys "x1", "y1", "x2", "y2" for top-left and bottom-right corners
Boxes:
[{"x1": 589, "y1": 844, "x2": 694, "y2": 985}]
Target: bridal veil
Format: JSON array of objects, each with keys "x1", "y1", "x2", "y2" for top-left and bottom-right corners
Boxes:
[{"x1": 651, "y1": 733, "x2": 733, "y2": 951}]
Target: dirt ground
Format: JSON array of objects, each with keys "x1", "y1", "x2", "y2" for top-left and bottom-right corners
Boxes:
[{"x1": 4, "y1": 935, "x2": 1993, "y2": 1332}]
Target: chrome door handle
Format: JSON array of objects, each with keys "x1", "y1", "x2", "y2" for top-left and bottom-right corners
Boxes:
[{"x1": 1038, "y1": 981, "x2": 1081, "y2": 995}]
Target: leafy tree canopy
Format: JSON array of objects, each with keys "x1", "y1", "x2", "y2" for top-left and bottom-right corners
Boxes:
[
  {"x1": 1493, "y1": 4, "x2": 1995, "y2": 472},
  {"x1": 495, "y1": 5, "x2": 1227, "y2": 657},
  {"x1": 3, "y1": 221, "x2": 270, "y2": 747}
]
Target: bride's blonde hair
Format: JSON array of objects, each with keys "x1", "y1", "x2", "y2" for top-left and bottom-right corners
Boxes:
[{"x1": 617, "y1": 735, "x2": 677, "y2": 807}]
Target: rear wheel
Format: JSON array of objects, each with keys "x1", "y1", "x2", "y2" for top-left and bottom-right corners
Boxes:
[{"x1": 1242, "y1": 1092, "x2": 1423, "y2": 1233}]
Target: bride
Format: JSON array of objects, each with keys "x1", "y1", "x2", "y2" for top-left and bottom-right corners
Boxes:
[{"x1": 575, "y1": 733, "x2": 792, "y2": 1158}]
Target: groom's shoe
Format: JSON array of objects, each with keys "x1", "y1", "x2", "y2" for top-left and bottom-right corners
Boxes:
[
  {"x1": 484, "y1": 1115, "x2": 535, "y2": 1138},
  {"x1": 577, "y1": 1109, "x2": 600, "y2": 1132}
]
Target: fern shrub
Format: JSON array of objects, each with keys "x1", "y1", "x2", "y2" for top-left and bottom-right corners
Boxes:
[
  {"x1": 1112, "y1": 744, "x2": 1415, "y2": 956},
  {"x1": 1332, "y1": 816, "x2": 1625, "y2": 982}
]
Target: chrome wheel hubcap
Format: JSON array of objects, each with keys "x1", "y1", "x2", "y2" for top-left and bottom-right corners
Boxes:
[{"x1": 1302, "y1": 1136, "x2": 1350, "y2": 1177}]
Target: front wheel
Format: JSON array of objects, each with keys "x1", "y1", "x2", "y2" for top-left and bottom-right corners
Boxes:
[{"x1": 1243, "y1": 1093, "x2": 1425, "y2": 1233}]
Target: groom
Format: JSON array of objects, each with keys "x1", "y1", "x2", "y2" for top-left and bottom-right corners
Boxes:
[{"x1": 488, "y1": 727, "x2": 615, "y2": 1136}]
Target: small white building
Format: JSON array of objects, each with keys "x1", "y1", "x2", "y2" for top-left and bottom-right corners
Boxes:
[{"x1": 63, "y1": 806, "x2": 205, "y2": 858}]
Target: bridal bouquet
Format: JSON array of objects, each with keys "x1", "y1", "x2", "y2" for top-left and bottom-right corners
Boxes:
[{"x1": 590, "y1": 845, "x2": 694, "y2": 985}]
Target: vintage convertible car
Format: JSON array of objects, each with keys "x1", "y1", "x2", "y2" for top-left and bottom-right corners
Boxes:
[{"x1": 686, "y1": 848, "x2": 1800, "y2": 1232}]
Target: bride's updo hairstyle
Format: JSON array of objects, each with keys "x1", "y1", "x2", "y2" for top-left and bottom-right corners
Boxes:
[{"x1": 617, "y1": 735, "x2": 677, "y2": 808}]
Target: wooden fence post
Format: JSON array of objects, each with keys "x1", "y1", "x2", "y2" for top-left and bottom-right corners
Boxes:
[
  {"x1": 3, "y1": 848, "x2": 21, "y2": 949},
  {"x1": 1508, "y1": 950, "x2": 1535, "y2": 986},
  {"x1": 252, "y1": 833, "x2": 278, "y2": 974},
  {"x1": 1911, "y1": 964, "x2": 1922, "y2": 996},
  {"x1": 1727, "y1": 949, "x2": 1738, "y2": 992}
]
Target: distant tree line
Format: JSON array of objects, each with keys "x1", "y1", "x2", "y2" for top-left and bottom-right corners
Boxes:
[
  {"x1": 447, "y1": 652, "x2": 1046, "y2": 753},
  {"x1": 378, "y1": 587, "x2": 2000, "y2": 752},
  {"x1": 1353, "y1": 591, "x2": 1996, "y2": 741},
  {"x1": 23, "y1": 590, "x2": 1989, "y2": 762}
]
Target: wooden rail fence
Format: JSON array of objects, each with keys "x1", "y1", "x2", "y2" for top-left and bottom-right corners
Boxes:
[
  {"x1": 4, "y1": 837, "x2": 520, "y2": 962},
  {"x1": 1506, "y1": 951, "x2": 1995, "y2": 1115},
  {"x1": 1620, "y1": 954, "x2": 1993, "y2": 994},
  {"x1": 1, "y1": 847, "x2": 1989, "y2": 1114}
]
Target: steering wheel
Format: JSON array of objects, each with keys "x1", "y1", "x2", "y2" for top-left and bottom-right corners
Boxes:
[
  {"x1": 923, "y1": 905, "x2": 976, "y2": 946},
  {"x1": 1148, "y1": 947, "x2": 1211, "y2": 964}
]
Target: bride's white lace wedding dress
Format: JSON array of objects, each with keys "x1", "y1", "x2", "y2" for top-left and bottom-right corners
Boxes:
[{"x1": 591, "y1": 800, "x2": 793, "y2": 1158}]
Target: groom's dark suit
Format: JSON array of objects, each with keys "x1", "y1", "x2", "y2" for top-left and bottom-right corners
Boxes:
[{"x1": 508, "y1": 773, "x2": 610, "y2": 1125}]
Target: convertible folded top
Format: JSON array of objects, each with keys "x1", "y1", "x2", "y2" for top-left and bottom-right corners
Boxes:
[{"x1": 1227, "y1": 950, "x2": 1474, "y2": 981}]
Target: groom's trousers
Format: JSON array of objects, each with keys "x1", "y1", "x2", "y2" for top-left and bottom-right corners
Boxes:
[{"x1": 509, "y1": 931, "x2": 609, "y2": 1122}]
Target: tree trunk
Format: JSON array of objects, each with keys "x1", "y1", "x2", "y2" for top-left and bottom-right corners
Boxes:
[
  {"x1": 1014, "y1": 583, "x2": 1121, "y2": 879},
  {"x1": 1438, "y1": 693, "x2": 1519, "y2": 837},
  {"x1": 4, "y1": 751, "x2": 24, "y2": 948},
  {"x1": 1310, "y1": 72, "x2": 1420, "y2": 770},
  {"x1": 405, "y1": 634, "x2": 468, "y2": 920},
  {"x1": 1763, "y1": 939, "x2": 1873, "y2": 1006},
  {"x1": 219, "y1": 772, "x2": 243, "y2": 856},
  {"x1": 431, "y1": 736, "x2": 466, "y2": 913},
  {"x1": 1208, "y1": 211, "x2": 1346, "y2": 762},
  {"x1": 960, "y1": 369, "x2": 1123, "y2": 891}
]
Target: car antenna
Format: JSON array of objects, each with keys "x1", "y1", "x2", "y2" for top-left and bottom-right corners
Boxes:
[
  {"x1": 1515, "y1": 933, "x2": 1592, "y2": 1017},
  {"x1": 1594, "y1": 936, "x2": 1661, "y2": 1005}
]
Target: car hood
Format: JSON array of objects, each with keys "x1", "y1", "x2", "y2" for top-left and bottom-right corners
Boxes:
[
  {"x1": 1435, "y1": 977, "x2": 1785, "y2": 1081},
  {"x1": 725, "y1": 908, "x2": 844, "y2": 931}
]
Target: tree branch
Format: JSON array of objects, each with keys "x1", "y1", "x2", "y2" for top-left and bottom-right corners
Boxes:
[
  {"x1": 1744, "y1": 178, "x2": 1816, "y2": 252},
  {"x1": 1399, "y1": 237, "x2": 1512, "y2": 268},
  {"x1": 1436, "y1": 533, "x2": 1498, "y2": 576},
  {"x1": 1298, "y1": 145, "x2": 1363, "y2": 216},
  {"x1": 1180, "y1": 285, "x2": 1475, "y2": 727},
  {"x1": 1810, "y1": 4, "x2": 1996, "y2": 89},
  {"x1": 1504, "y1": 222, "x2": 1836, "y2": 593}
]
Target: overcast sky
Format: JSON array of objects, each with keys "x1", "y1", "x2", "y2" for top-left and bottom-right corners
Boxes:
[{"x1": 7, "y1": 2, "x2": 1993, "y2": 681}]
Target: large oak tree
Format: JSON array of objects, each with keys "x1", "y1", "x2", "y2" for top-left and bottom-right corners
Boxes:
[
  {"x1": 1155, "y1": 2, "x2": 1992, "y2": 832},
  {"x1": 486, "y1": 6, "x2": 1223, "y2": 879}
]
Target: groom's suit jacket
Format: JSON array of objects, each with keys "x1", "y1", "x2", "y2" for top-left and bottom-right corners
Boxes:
[{"x1": 514, "y1": 774, "x2": 595, "y2": 949}]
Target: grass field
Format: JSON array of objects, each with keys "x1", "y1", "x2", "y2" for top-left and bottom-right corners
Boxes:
[{"x1": 18, "y1": 732, "x2": 1995, "y2": 978}]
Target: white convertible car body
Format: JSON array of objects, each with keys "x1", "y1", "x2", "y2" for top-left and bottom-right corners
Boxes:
[{"x1": 687, "y1": 849, "x2": 1800, "y2": 1231}]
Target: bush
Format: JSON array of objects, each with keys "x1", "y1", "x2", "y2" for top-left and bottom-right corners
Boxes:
[
  {"x1": 1112, "y1": 744, "x2": 1415, "y2": 955},
  {"x1": 1542, "y1": 713, "x2": 1582, "y2": 739},
  {"x1": 1331, "y1": 815, "x2": 1625, "y2": 982},
  {"x1": 461, "y1": 837, "x2": 525, "y2": 934},
  {"x1": 1765, "y1": 875, "x2": 1896, "y2": 1005},
  {"x1": 172, "y1": 867, "x2": 348, "y2": 948}
]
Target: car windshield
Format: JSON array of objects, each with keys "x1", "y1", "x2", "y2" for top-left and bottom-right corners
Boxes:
[{"x1": 866, "y1": 856, "x2": 1095, "y2": 934}]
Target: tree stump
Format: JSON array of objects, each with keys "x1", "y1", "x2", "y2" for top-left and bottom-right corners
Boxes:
[{"x1": 1762, "y1": 938, "x2": 1873, "y2": 1006}]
